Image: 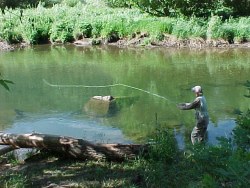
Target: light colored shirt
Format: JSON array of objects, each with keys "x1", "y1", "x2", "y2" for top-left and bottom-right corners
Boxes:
[{"x1": 179, "y1": 95, "x2": 209, "y2": 120}]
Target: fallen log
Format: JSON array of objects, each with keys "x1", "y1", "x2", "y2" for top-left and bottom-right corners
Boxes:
[
  {"x1": 0, "y1": 146, "x2": 16, "y2": 156},
  {"x1": 0, "y1": 132, "x2": 147, "y2": 161}
]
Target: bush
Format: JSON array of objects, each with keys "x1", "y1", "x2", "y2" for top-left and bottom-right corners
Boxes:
[
  {"x1": 133, "y1": 0, "x2": 250, "y2": 17},
  {"x1": 206, "y1": 16, "x2": 223, "y2": 40},
  {"x1": 105, "y1": 0, "x2": 134, "y2": 8},
  {"x1": 0, "y1": 20, "x2": 22, "y2": 44},
  {"x1": 50, "y1": 20, "x2": 74, "y2": 43},
  {"x1": 134, "y1": 0, "x2": 177, "y2": 17},
  {"x1": 19, "y1": 10, "x2": 52, "y2": 44},
  {"x1": 73, "y1": 22, "x2": 92, "y2": 39},
  {"x1": 172, "y1": 17, "x2": 206, "y2": 39},
  {"x1": 224, "y1": 0, "x2": 250, "y2": 17},
  {"x1": 0, "y1": 0, "x2": 40, "y2": 9},
  {"x1": 62, "y1": 0, "x2": 81, "y2": 7},
  {"x1": 234, "y1": 109, "x2": 250, "y2": 150},
  {"x1": 147, "y1": 129, "x2": 178, "y2": 163}
]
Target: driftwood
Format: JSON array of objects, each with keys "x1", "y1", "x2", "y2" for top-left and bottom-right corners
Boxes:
[
  {"x1": 0, "y1": 132, "x2": 147, "y2": 161},
  {"x1": 0, "y1": 146, "x2": 16, "y2": 156}
]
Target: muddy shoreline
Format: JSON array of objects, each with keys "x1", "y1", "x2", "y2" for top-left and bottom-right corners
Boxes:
[{"x1": 1, "y1": 37, "x2": 250, "y2": 52}]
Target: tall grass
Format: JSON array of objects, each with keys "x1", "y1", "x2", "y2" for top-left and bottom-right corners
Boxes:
[{"x1": 0, "y1": 0, "x2": 250, "y2": 45}]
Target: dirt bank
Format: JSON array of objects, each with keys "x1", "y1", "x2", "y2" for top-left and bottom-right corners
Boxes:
[
  {"x1": 1, "y1": 36, "x2": 250, "y2": 52},
  {"x1": 0, "y1": 41, "x2": 28, "y2": 51}
]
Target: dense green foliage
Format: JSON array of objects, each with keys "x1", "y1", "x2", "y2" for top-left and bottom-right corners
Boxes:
[
  {"x1": 0, "y1": 1, "x2": 250, "y2": 45},
  {"x1": 0, "y1": 0, "x2": 83, "y2": 9},
  {"x1": 0, "y1": 0, "x2": 40, "y2": 9},
  {"x1": 1, "y1": 0, "x2": 250, "y2": 17},
  {"x1": 107, "y1": 0, "x2": 250, "y2": 17},
  {"x1": 104, "y1": 0, "x2": 134, "y2": 8}
]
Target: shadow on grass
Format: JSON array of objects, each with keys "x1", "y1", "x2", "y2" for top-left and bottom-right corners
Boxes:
[{"x1": 1, "y1": 152, "x2": 145, "y2": 187}]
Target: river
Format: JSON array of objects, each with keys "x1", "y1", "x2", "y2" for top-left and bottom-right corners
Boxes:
[{"x1": 0, "y1": 45, "x2": 249, "y2": 147}]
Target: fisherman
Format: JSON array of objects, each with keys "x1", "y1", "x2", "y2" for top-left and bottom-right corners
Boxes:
[{"x1": 177, "y1": 86, "x2": 209, "y2": 144}]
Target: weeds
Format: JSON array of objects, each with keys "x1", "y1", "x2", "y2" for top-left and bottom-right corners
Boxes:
[
  {"x1": 3, "y1": 173, "x2": 27, "y2": 188},
  {"x1": 0, "y1": 1, "x2": 250, "y2": 45}
]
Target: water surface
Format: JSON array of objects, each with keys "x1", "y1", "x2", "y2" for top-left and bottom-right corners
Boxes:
[{"x1": 0, "y1": 45, "x2": 249, "y2": 145}]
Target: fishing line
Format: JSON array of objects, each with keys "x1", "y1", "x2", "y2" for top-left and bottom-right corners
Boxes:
[{"x1": 43, "y1": 79, "x2": 176, "y2": 104}]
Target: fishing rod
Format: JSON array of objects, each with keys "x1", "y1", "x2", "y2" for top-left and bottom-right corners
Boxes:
[{"x1": 43, "y1": 79, "x2": 177, "y2": 104}]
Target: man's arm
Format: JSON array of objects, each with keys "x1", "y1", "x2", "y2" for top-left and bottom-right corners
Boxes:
[{"x1": 177, "y1": 98, "x2": 200, "y2": 110}]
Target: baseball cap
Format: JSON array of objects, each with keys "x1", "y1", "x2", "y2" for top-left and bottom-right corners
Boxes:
[{"x1": 192, "y1": 86, "x2": 202, "y2": 93}]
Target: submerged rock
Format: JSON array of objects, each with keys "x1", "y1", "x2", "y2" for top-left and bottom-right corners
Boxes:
[
  {"x1": 84, "y1": 96, "x2": 117, "y2": 117},
  {"x1": 92, "y1": 95, "x2": 114, "y2": 101}
]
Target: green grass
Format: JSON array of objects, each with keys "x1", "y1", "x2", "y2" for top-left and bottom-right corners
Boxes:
[{"x1": 0, "y1": 0, "x2": 250, "y2": 45}]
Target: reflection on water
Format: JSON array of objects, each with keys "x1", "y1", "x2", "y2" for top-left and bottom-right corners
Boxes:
[
  {"x1": 4, "y1": 113, "x2": 132, "y2": 144},
  {"x1": 175, "y1": 119, "x2": 236, "y2": 149},
  {"x1": 0, "y1": 45, "x2": 250, "y2": 145},
  {"x1": 207, "y1": 119, "x2": 236, "y2": 145}
]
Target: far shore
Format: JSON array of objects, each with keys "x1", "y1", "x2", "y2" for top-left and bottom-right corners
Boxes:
[{"x1": 1, "y1": 36, "x2": 250, "y2": 52}]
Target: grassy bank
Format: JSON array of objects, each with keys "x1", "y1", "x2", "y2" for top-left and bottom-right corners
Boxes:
[{"x1": 0, "y1": 0, "x2": 250, "y2": 47}]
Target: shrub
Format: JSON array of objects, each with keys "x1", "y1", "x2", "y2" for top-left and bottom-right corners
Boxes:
[
  {"x1": 73, "y1": 22, "x2": 92, "y2": 39},
  {"x1": 233, "y1": 109, "x2": 250, "y2": 150},
  {"x1": 91, "y1": 21, "x2": 103, "y2": 38},
  {"x1": 50, "y1": 20, "x2": 74, "y2": 43},
  {"x1": 62, "y1": 0, "x2": 81, "y2": 7},
  {"x1": 147, "y1": 129, "x2": 178, "y2": 163},
  {"x1": 224, "y1": 0, "x2": 250, "y2": 17},
  {"x1": 0, "y1": 20, "x2": 22, "y2": 44},
  {"x1": 206, "y1": 16, "x2": 223, "y2": 40},
  {"x1": 172, "y1": 17, "x2": 206, "y2": 39},
  {"x1": 0, "y1": 0, "x2": 40, "y2": 9},
  {"x1": 134, "y1": 0, "x2": 177, "y2": 17},
  {"x1": 104, "y1": 0, "x2": 134, "y2": 8},
  {"x1": 20, "y1": 14, "x2": 52, "y2": 44},
  {"x1": 133, "y1": 0, "x2": 250, "y2": 17}
]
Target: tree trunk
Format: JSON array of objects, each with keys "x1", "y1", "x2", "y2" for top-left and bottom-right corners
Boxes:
[
  {"x1": 0, "y1": 146, "x2": 16, "y2": 156},
  {"x1": 0, "y1": 132, "x2": 147, "y2": 161}
]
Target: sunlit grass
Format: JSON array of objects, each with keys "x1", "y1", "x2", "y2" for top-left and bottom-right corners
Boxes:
[{"x1": 0, "y1": 1, "x2": 249, "y2": 45}]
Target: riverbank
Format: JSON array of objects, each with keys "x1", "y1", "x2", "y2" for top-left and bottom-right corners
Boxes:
[
  {"x1": 0, "y1": 1, "x2": 250, "y2": 51},
  {"x1": 0, "y1": 41, "x2": 28, "y2": 51},
  {"x1": 1, "y1": 36, "x2": 250, "y2": 52}
]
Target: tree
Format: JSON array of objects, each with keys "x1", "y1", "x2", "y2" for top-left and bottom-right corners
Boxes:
[
  {"x1": 134, "y1": 0, "x2": 179, "y2": 16},
  {"x1": 0, "y1": 0, "x2": 41, "y2": 9},
  {"x1": 224, "y1": 0, "x2": 250, "y2": 17}
]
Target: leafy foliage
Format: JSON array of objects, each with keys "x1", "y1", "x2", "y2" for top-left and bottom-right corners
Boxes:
[
  {"x1": 134, "y1": 0, "x2": 178, "y2": 17},
  {"x1": 50, "y1": 20, "x2": 74, "y2": 43},
  {"x1": 224, "y1": 0, "x2": 250, "y2": 17},
  {"x1": 148, "y1": 129, "x2": 178, "y2": 163},
  {"x1": 132, "y1": 0, "x2": 250, "y2": 17},
  {"x1": 0, "y1": 0, "x2": 40, "y2": 9},
  {"x1": 234, "y1": 109, "x2": 250, "y2": 151},
  {"x1": 244, "y1": 80, "x2": 250, "y2": 98},
  {"x1": 1, "y1": 2, "x2": 250, "y2": 45},
  {"x1": 73, "y1": 22, "x2": 92, "y2": 39},
  {"x1": 105, "y1": 0, "x2": 134, "y2": 8},
  {"x1": 0, "y1": 74, "x2": 14, "y2": 91}
]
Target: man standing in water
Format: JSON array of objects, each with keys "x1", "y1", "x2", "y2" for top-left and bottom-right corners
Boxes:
[{"x1": 178, "y1": 86, "x2": 209, "y2": 144}]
